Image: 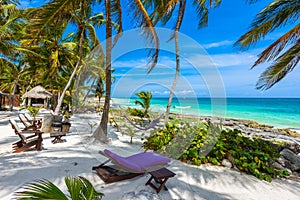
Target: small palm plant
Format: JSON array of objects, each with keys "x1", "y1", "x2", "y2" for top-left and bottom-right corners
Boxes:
[
  {"x1": 134, "y1": 91, "x2": 152, "y2": 118},
  {"x1": 26, "y1": 106, "x2": 42, "y2": 120},
  {"x1": 14, "y1": 176, "x2": 104, "y2": 200}
]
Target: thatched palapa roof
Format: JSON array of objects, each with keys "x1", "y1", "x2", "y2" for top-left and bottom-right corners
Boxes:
[{"x1": 22, "y1": 86, "x2": 52, "y2": 99}]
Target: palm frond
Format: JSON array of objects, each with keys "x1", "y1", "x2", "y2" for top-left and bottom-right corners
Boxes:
[
  {"x1": 235, "y1": 0, "x2": 300, "y2": 48},
  {"x1": 160, "y1": 0, "x2": 178, "y2": 26},
  {"x1": 15, "y1": 47, "x2": 45, "y2": 58},
  {"x1": 252, "y1": 23, "x2": 300, "y2": 68},
  {"x1": 86, "y1": 23, "x2": 101, "y2": 47},
  {"x1": 193, "y1": 0, "x2": 221, "y2": 28},
  {"x1": 77, "y1": 176, "x2": 104, "y2": 199},
  {"x1": 14, "y1": 179, "x2": 68, "y2": 200},
  {"x1": 128, "y1": 0, "x2": 159, "y2": 72},
  {"x1": 28, "y1": 0, "x2": 73, "y2": 37},
  {"x1": 65, "y1": 177, "x2": 82, "y2": 199},
  {"x1": 256, "y1": 40, "x2": 300, "y2": 90}
]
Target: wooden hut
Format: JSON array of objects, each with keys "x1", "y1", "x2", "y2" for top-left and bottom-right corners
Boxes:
[
  {"x1": 22, "y1": 86, "x2": 52, "y2": 108},
  {"x1": 0, "y1": 91, "x2": 7, "y2": 110}
]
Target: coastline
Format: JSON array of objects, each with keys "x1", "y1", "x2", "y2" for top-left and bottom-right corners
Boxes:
[
  {"x1": 111, "y1": 97, "x2": 300, "y2": 130},
  {"x1": 168, "y1": 112, "x2": 300, "y2": 135}
]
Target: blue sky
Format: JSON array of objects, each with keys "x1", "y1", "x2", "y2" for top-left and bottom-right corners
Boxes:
[{"x1": 21, "y1": 0, "x2": 300, "y2": 98}]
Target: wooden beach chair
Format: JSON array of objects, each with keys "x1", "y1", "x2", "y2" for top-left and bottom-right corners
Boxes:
[
  {"x1": 9, "y1": 119, "x2": 43, "y2": 153},
  {"x1": 92, "y1": 149, "x2": 172, "y2": 184},
  {"x1": 18, "y1": 114, "x2": 38, "y2": 131},
  {"x1": 24, "y1": 113, "x2": 42, "y2": 128}
]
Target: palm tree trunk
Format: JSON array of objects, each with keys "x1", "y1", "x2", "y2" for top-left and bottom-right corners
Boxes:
[
  {"x1": 54, "y1": 29, "x2": 85, "y2": 115},
  {"x1": 93, "y1": 0, "x2": 112, "y2": 142},
  {"x1": 164, "y1": 0, "x2": 186, "y2": 123},
  {"x1": 10, "y1": 80, "x2": 18, "y2": 111},
  {"x1": 82, "y1": 78, "x2": 96, "y2": 102},
  {"x1": 164, "y1": 32, "x2": 180, "y2": 123}
]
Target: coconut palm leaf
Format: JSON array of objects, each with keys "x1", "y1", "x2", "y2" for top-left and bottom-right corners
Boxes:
[
  {"x1": 235, "y1": 0, "x2": 300, "y2": 48},
  {"x1": 235, "y1": 0, "x2": 300, "y2": 90},
  {"x1": 15, "y1": 177, "x2": 103, "y2": 200},
  {"x1": 28, "y1": 0, "x2": 73, "y2": 37},
  {"x1": 128, "y1": 0, "x2": 159, "y2": 72},
  {"x1": 193, "y1": 0, "x2": 221, "y2": 28},
  {"x1": 253, "y1": 23, "x2": 300, "y2": 67},
  {"x1": 14, "y1": 179, "x2": 68, "y2": 200},
  {"x1": 256, "y1": 40, "x2": 300, "y2": 90}
]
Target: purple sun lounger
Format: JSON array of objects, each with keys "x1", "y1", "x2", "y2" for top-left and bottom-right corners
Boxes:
[{"x1": 92, "y1": 149, "x2": 171, "y2": 183}]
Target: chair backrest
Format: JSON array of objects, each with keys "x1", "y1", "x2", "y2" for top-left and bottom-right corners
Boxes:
[
  {"x1": 24, "y1": 113, "x2": 33, "y2": 121},
  {"x1": 19, "y1": 114, "x2": 31, "y2": 126},
  {"x1": 9, "y1": 119, "x2": 27, "y2": 142},
  {"x1": 9, "y1": 119, "x2": 22, "y2": 134}
]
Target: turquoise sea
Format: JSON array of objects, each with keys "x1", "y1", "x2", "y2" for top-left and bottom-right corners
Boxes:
[{"x1": 112, "y1": 98, "x2": 300, "y2": 130}]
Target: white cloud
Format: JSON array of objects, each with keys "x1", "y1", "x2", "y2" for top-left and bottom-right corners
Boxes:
[
  {"x1": 202, "y1": 40, "x2": 233, "y2": 49},
  {"x1": 112, "y1": 59, "x2": 148, "y2": 68},
  {"x1": 186, "y1": 52, "x2": 257, "y2": 68}
]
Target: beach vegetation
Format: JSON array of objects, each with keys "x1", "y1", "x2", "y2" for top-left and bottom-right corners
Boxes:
[
  {"x1": 134, "y1": 91, "x2": 153, "y2": 118},
  {"x1": 14, "y1": 176, "x2": 104, "y2": 200},
  {"x1": 235, "y1": 0, "x2": 300, "y2": 90},
  {"x1": 144, "y1": 120, "x2": 290, "y2": 181},
  {"x1": 128, "y1": 107, "x2": 145, "y2": 118},
  {"x1": 25, "y1": 106, "x2": 42, "y2": 119}
]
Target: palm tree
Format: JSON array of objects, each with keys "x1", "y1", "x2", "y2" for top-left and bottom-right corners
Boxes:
[
  {"x1": 94, "y1": 0, "x2": 160, "y2": 142},
  {"x1": 235, "y1": 0, "x2": 300, "y2": 90},
  {"x1": 14, "y1": 176, "x2": 104, "y2": 199},
  {"x1": 24, "y1": 0, "x2": 105, "y2": 115},
  {"x1": 19, "y1": 28, "x2": 78, "y2": 94},
  {"x1": 0, "y1": 64, "x2": 28, "y2": 111},
  {"x1": 134, "y1": 91, "x2": 152, "y2": 117},
  {"x1": 0, "y1": 0, "x2": 25, "y2": 110},
  {"x1": 147, "y1": 0, "x2": 222, "y2": 123}
]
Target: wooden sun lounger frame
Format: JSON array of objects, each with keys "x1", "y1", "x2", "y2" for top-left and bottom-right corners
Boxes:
[{"x1": 92, "y1": 159, "x2": 143, "y2": 183}]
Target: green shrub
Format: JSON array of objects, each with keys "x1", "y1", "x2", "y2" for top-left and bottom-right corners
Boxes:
[
  {"x1": 128, "y1": 107, "x2": 144, "y2": 118},
  {"x1": 143, "y1": 120, "x2": 289, "y2": 182}
]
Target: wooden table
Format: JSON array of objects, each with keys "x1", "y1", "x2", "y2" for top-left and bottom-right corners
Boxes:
[
  {"x1": 50, "y1": 122, "x2": 65, "y2": 143},
  {"x1": 146, "y1": 167, "x2": 176, "y2": 193},
  {"x1": 50, "y1": 131, "x2": 65, "y2": 143}
]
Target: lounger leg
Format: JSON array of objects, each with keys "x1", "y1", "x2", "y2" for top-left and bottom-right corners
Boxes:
[
  {"x1": 146, "y1": 176, "x2": 170, "y2": 193},
  {"x1": 145, "y1": 176, "x2": 154, "y2": 186},
  {"x1": 155, "y1": 177, "x2": 169, "y2": 192}
]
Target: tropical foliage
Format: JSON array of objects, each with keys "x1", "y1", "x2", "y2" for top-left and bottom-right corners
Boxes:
[
  {"x1": 235, "y1": 0, "x2": 300, "y2": 90},
  {"x1": 14, "y1": 176, "x2": 104, "y2": 199},
  {"x1": 144, "y1": 120, "x2": 289, "y2": 182},
  {"x1": 134, "y1": 91, "x2": 152, "y2": 118}
]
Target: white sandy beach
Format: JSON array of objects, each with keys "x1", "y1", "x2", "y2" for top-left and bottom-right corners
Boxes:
[{"x1": 1, "y1": 112, "x2": 300, "y2": 200}]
